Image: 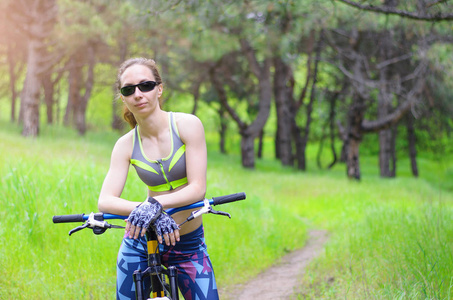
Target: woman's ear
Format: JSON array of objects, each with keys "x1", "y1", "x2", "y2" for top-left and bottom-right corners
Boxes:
[{"x1": 157, "y1": 84, "x2": 164, "y2": 98}]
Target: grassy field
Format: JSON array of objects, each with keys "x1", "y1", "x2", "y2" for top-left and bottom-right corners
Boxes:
[{"x1": 0, "y1": 121, "x2": 452, "y2": 299}]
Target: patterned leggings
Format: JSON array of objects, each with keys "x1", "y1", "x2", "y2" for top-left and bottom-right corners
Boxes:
[{"x1": 116, "y1": 225, "x2": 219, "y2": 300}]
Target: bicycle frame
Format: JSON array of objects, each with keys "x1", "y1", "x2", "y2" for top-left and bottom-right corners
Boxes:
[
  {"x1": 134, "y1": 229, "x2": 179, "y2": 300},
  {"x1": 53, "y1": 192, "x2": 246, "y2": 300}
]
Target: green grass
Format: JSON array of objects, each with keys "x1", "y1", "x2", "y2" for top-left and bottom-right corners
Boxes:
[
  {"x1": 1, "y1": 120, "x2": 452, "y2": 299},
  {"x1": 299, "y1": 196, "x2": 453, "y2": 299},
  {"x1": 0, "y1": 122, "x2": 306, "y2": 299}
]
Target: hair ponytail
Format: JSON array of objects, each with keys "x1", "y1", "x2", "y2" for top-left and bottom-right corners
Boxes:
[{"x1": 122, "y1": 105, "x2": 137, "y2": 128}]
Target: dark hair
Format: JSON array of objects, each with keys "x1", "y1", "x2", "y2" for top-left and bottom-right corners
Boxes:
[{"x1": 116, "y1": 58, "x2": 163, "y2": 128}]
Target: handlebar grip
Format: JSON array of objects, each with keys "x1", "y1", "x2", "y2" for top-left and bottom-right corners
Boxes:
[
  {"x1": 212, "y1": 192, "x2": 246, "y2": 206},
  {"x1": 53, "y1": 214, "x2": 85, "y2": 223}
]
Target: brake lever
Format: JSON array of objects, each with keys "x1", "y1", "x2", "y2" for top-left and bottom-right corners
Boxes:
[
  {"x1": 69, "y1": 222, "x2": 89, "y2": 236},
  {"x1": 209, "y1": 208, "x2": 231, "y2": 218},
  {"x1": 179, "y1": 198, "x2": 232, "y2": 226},
  {"x1": 68, "y1": 213, "x2": 126, "y2": 236}
]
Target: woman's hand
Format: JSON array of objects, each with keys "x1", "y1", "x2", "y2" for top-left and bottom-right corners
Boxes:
[
  {"x1": 125, "y1": 197, "x2": 162, "y2": 239},
  {"x1": 154, "y1": 212, "x2": 180, "y2": 246}
]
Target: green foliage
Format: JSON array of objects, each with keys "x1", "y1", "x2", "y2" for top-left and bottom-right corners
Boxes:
[
  {"x1": 1, "y1": 0, "x2": 451, "y2": 174},
  {"x1": 86, "y1": 85, "x2": 116, "y2": 130},
  {"x1": 57, "y1": 0, "x2": 110, "y2": 51}
]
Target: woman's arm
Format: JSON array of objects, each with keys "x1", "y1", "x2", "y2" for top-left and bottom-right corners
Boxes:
[
  {"x1": 98, "y1": 133, "x2": 141, "y2": 215},
  {"x1": 152, "y1": 113, "x2": 207, "y2": 209}
]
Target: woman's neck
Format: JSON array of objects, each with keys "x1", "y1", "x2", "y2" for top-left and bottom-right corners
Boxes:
[{"x1": 135, "y1": 110, "x2": 168, "y2": 138}]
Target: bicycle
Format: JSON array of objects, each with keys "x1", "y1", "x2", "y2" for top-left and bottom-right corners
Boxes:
[{"x1": 53, "y1": 192, "x2": 246, "y2": 300}]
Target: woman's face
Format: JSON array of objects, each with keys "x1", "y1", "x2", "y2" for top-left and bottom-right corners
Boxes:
[{"x1": 120, "y1": 64, "x2": 163, "y2": 114}]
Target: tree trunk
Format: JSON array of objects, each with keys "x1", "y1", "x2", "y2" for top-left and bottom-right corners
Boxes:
[
  {"x1": 112, "y1": 37, "x2": 128, "y2": 131},
  {"x1": 22, "y1": 39, "x2": 41, "y2": 137},
  {"x1": 275, "y1": 124, "x2": 281, "y2": 160},
  {"x1": 7, "y1": 44, "x2": 21, "y2": 123},
  {"x1": 346, "y1": 137, "x2": 361, "y2": 179},
  {"x1": 241, "y1": 133, "x2": 255, "y2": 168},
  {"x1": 210, "y1": 40, "x2": 273, "y2": 169},
  {"x1": 293, "y1": 30, "x2": 323, "y2": 170},
  {"x1": 42, "y1": 70, "x2": 55, "y2": 124},
  {"x1": 291, "y1": 122, "x2": 305, "y2": 170},
  {"x1": 406, "y1": 113, "x2": 419, "y2": 177},
  {"x1": 340, "y1": 142, "x2": 347, "y2": 163},
  {"x1": 191, "y1": 79, "x2": 202, "y2": 115},
  {"x1": 75, "y1": 45, "x2": 95, "y2": 135},
  {"x1": 40, "y1": 48, "x2": 65, "y2": 125},
  {"x1": 273, "y1": 56, "x2": 294, "y2": 166},
  {"x1": 218, "y1": 106, "x2": 227, "y2": 154},
  {"x1": 75, "y1": 98, "x2": 88, "y2": 135},
  {"x1": 257, "y1": 129, "x2": 264, "y2": 159},
  {"x1": 65, "y1": 55, "x2": 80, "y2": 127},
  {"x1": 327, "y1": 89, "x2": 342, "y2": 169},
  {"x1": 297, "y1": 82, "x2": 316, "y2": 171},
  {"x1": 379, "y1": 128, "x2": 394, "y2": 177},
  {"x1": 239, "y1": 38, "x2": 273, "y2": 169},
  {"x1": 19, "y1": 77, "x2": 27, "y2": 124},
  {"x1": 65, "y1": 45, "x2": 95, "y2": 135},
  {"x1": 377, "y1": 38, "x2": 397, "y2": 178},
  {"x1": 16, "y1": 0, "x2": 56, "y2": 136},
  {"x1": 111, "y1": 97, "x2": 123, "y2": 130},
  {"x1": 345, "y1": 100, "x2": 366, "y2": 180}
]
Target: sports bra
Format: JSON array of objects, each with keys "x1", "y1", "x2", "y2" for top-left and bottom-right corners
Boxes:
[{"x1": 130, "y1": 112, "x2": 187, "y2": 192}]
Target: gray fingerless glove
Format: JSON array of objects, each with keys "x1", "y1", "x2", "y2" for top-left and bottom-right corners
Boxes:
[
  {"x1": 128, "y1": 197, "x2": 163, "y2": 229},
  {"x1": 153, "y1": 211, "x2": 179, "y2": 237}
]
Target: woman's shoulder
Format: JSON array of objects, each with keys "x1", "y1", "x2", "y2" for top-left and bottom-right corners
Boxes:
[
  {"x1": 172, "y1": 112, "x2": 205, "y2": 141},
  {"x1": 173, "y1": 112, "x2": 203, "y2": 127},
  {"x1": 117, "y1": 128, "x2": 135, "y2": 143},
  {"x1": 112, "y1": 129, "x2": 135, "y2": 154}
]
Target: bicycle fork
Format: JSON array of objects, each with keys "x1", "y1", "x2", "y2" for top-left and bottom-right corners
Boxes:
[{"x1": 133, "y1": 230, "x2": 179, "y2": 300}]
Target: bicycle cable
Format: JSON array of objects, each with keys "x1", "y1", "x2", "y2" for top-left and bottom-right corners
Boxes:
[{"x1": 153, "y1": 242, "x2": 171, "y2": 297}]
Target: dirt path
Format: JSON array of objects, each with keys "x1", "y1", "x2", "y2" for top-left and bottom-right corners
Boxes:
[{"x1": 220, "y1": 230, "x2": 329, "y2": 300}]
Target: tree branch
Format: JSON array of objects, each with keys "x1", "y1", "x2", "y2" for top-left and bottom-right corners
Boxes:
[
  {"x1": 209, "y1": 64, "x2": 248, "y2": 131},
  {"x1": 336, "y1": 0, "x2": 453, "y2": 21},
  {"x1": 295, "y1": 29, "x2": 316, "y2": 111},
  {"x1": 362, "y1": 70, "x2": 426, "y2": 133},
  {"x1": 362, "y1": 97, "x2": 412, "y2": 132},
  {"x1": 376, "y1": 53, "x2": 413, "y2": 69},
  {"x1": 239, "y1": 38, "x2": 262, "y2": 78}
]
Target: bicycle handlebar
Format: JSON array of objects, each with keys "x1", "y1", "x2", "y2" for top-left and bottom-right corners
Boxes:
[
  {"x1": 212, "y1": 192, "x2": 246, "y2": 205},
  {"x1": 52, "y1": 213, "x2": 127, "y2": 224},
  {"x1": 52, "y1": 192, "x2": 246, "y2": 224},
  {"x1": 52, "y1": 214, "x2": 86, "y2": 223},
  {"x1": 165, "y1": 192, "x2": 246, "y2": 215}
]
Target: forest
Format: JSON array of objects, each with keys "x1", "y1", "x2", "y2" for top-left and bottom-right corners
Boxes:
[
  {"x1": 1, "y1": 1, "x2": 453, "y2": 299},
  {"x1": 1, "y1": 0, "x2": 452, "y2": 179}
]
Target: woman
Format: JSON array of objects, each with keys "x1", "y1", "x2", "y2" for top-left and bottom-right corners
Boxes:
[{"x1": 98, "y1": 58, "x2": 219, "y2": 300}]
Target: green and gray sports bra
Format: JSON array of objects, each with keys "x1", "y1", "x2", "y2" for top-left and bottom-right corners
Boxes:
[{"x1": 130, "y1": 112, "x2": 187, "y2": 192}]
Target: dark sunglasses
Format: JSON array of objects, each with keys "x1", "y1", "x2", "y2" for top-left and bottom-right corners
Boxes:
[{"x1": 120, "y1": 81, "x2": 159, "y2": 96}]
